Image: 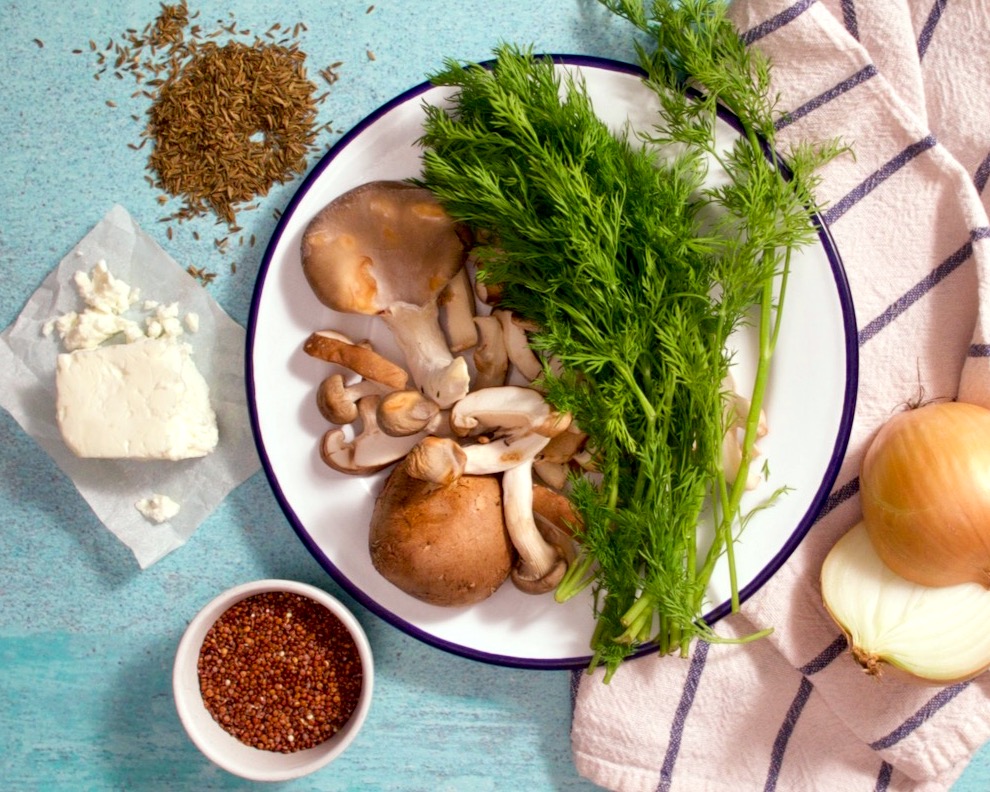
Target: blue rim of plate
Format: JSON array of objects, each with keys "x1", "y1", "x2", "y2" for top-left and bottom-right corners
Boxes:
[{"x1": 246, "y1": 54, "x2": 859, "y2": 670}]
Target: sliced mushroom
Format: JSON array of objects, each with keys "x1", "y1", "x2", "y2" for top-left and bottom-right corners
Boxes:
[
  {"x1": 376, "y1": 390, "x2": 441, "y2": 437},
  {"x1": 320, "y1": 395, "x2": 431, "y2": 475},
  {"x1": 472, "y1": 314, "x2": 509, "y2": 389},
  {"x1": 722, "y1": 376, "x2": 768, "y2": 490},
  {"x1": 303, "y1": 329, "x2": 409, "y2": 390},
  {"x1": 405, "y1": 432, "x2": 553, "y2": 484},
  {"x1": 450, "y1": 385, "x2": 571, "y2": 440},
  {"x1": 439, "y1": 267, "x2": 478, "y2": 353},
  {"x1": 495, "y1": 310, "x2": 543, "y2": 384},
  {"x1": 317, "y1": 373, "x2": 391, "y2": 424},
  {"x1": 301, "y1": 181, "x2": 471, "y2": 408},
  {"x1": 534, "y1": 423, "x2": 588, "y2": 488},
  {"x1": 405, "y1": 436, "x2": 468, "y2": 486}
]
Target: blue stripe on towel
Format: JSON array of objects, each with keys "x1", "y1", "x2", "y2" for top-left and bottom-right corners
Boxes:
[
  {"x1": 917, "y1": 0, "x2": 949, "y2": 60},
  {"x1": 822, "y1": 135, "x2": 937, "y2": 226},
  {"x1": 741, "y1": 0, "x2": 817, "y2": 45},
  {"x1": 856, "y1": 227, "x2": 990, "y2": 345},
  {"x1": 875, "y1": 761, "x2": 893, "y2": 792},
  {"x1": 764, "y1": 677, "x2": 814, "y2": 791},
  {"x1": 869, "y1": 683, "x2": 969, "y2": 750},
  {"x1": 975, "y1": 151, "x2": 990, "y2": 194},
  {"x1": 775, "y1": 65, "x2": 877, "y2": 131},
  {"x1": 798, "y1": 635, "x2": 849, "y2": 676},
  {"x1": 840, "y1": 0, "x2": 859, "y2": 39},
  {"x1": 970, "y1": 343, "x2": 990, "y2": 357},
  {"x1": 818, "y1": 477, "x2": 859, "y2": 519},
  {"x1": 656, "y1": 640, "x2": 710, "y2": 792}
]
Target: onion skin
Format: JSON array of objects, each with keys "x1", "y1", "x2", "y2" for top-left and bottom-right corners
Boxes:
[{"x1": 860, "y1": 401, "x2": 990, "y2": 589}]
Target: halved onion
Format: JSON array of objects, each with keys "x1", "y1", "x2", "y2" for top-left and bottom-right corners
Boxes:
[
  {"x1": 860, "y1": 401, "x2": 990, "y2": 588},
  {"x1": 821, "y1": 522, "x2": 990, "y2": 683}
]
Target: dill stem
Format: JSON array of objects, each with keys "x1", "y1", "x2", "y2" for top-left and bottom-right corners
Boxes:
[
  {"x1": 554, "y1": 552, "x2": 596, "y2": 602},
  {"x1": 618, "y1": 359, "x2": 657, "y2": 424}
]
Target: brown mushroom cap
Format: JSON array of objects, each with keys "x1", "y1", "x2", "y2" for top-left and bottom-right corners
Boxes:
[
  {"x1": 369, "y1": 461, "x2": 514, "y2": 607},
  {"x1": 301, "y1": 180, "x2": 468, "y2": 314}
]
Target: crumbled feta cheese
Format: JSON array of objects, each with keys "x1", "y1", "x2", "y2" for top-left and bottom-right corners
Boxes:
[
  {"x1": 135, "y1": 493, "x2": 181, "y2": 524},
  {"x1": 55, "y1": 338, "x2": 219, "y2": 460},
  {"x1": 184, "y1": 312, "x2": 200, "y2": 333},
  {"x1": 52, "y1": 308, "x2": 144, "y2": 351},
  {"x1": 145, "y1": 301, "x2": 184, "y2": 339},
  {"x1": 75, "y1": 260, "x2": 140, "y2": 315},
  {"x1": 46, "y1": 260, "x2": 144, "y2": 350}
]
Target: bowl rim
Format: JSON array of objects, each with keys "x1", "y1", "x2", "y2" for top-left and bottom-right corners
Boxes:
[{"x1": 172, "y1": 578, "x2": 374, "y2": 782}]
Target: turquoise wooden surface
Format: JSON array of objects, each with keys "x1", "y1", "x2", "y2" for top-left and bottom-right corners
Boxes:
[{"x1": 1, "y1": 2, "x2": 988, "y2": 790}]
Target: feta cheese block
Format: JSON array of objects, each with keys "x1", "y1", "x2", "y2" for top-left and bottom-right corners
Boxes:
[{"x1": 55, "y1": 338, "x2": 219, "y2": 460}]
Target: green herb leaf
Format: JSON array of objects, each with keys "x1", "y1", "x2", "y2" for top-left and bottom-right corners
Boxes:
[{"x1": 418, "y1": 0, "x2": 844, "y2": 680}]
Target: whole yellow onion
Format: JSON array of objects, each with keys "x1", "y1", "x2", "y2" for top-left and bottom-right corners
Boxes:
[{"x1": 860, "y1": 401, "x2": 990, "y2": 588}]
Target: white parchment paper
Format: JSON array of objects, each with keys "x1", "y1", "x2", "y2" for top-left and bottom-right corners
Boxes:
[{"x1": 0, "y1": 204, "x2": 260, "y2": 567}]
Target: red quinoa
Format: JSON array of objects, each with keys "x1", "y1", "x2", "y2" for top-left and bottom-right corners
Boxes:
[{"x1": 197, "y1": 591, "x2": 362, "y2": 753}]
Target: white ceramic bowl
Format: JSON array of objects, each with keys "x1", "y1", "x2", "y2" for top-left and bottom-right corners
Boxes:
[{"x1": 173, "y1": 579, "x2": 374, "y2": 781}]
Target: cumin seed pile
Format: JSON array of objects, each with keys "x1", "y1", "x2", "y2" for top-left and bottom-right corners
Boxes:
[
  {"x1": 148, "y1": 39, "x2": 319, "y2": 226},
  {"x1": 83, "y1": 1, "x2": 342, "y2": 232}
]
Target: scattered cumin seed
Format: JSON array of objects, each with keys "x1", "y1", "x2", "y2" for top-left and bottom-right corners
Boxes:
[
  {"x1": 366, "y1": 5, "x2": 375, "y2": 13},
  {"x1": 33, "y1": 38, "x2": 44, "y2": 48},
  {"x1": 83, "y1": 0, "x2": 344, "y2": 247},
  {"x1": 366, "y1": 49, "x2": 376, "y2": 61}
]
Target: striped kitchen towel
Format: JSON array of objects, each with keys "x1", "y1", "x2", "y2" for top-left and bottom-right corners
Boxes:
[{"x1": 571, "y1": 1, "x2": 990, "y2": 790}]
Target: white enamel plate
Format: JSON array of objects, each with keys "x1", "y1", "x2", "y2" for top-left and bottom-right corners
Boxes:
[{"x1": 247, "y1": 56, "x2": 858, "y2": 669}]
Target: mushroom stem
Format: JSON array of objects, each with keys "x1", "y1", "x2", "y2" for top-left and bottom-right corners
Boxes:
[
  {"x1": 503, "y1": 461, "x2": 567, "y2": 593},
  {"x1": 381, "y1": 300, "x2": 470, "y2": 409},
  {"x1": 317, "y1": 374, "x2": 390, "y2": 424}
]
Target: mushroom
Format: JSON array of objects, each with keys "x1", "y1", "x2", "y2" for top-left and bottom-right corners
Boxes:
[
  {"x1": 438, "y1": 266, "x2": 478, "y2": 353},
  {"x1": 369, "y1": 460, "x2": 514, "y2": 607},
  {"x1": 303, "y1": 329, "x2": 409, "y2": 391},
  {"x1": 301, "y1": 181, "x2": 471, "y2": 408},
  {"x1": 449, "y1": 385, "x2": 571, "y2": 440},
  {"x1": 534, "y1": 424, "x2": 588, "y2": 489},
  {"x1": 495, "y1": 309, "x2": 544, "y2": 384},
  {"x1": 376, "y1": 390, "x2": 441, "y2": 437},
  {"x1": 722, "y1": 376, "x2": 768, "y2": 490},
  {"x1": 316, "y1": 373, "x2": 391, "y2": 424},
  {"x1": 405, "y1": 424, "x2": 572, "y2": 594},
  {"x1": 472, "y1": 314, "x2": 509, "y2": 390},
  {"x1": 320, "y1": 395, "x2": 433, "y2": 475}
]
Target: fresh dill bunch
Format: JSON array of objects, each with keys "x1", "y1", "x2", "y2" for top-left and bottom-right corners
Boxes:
[{"x1": 418, "y1": 0, "x2": 843, "y2": 681}]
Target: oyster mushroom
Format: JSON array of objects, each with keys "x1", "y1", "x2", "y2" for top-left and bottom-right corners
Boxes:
[
  {"x1": 303, "y1": 329, "x2": 409, "y2": 391},
  {"x1": 301, "y1": 180, "x2": 471, "y2": 408},
  {"x1": 438, "y1": 267, "x2": 478, "y2": 353},
  {"x1": 472, "y1": 314, "x2": 509, "y2": 389},
  {"x1": 320, "y1": 395, "x2": 434, "y2": 475},
  {"x1": 495, "y1": 309, "x2": 543, "y2": 384},
  {"x1": 376, "y1": 390, "x2": 441, "y2": 437},
  {"x1": 316, "y1": 373, "x2": 391, "y2": 424},
  {"x1": 722, "y1": 376, "x2": 768, "y2": 490},
  {"x1": 449, "y1": 385, "x2": 571, "y2": 439}
]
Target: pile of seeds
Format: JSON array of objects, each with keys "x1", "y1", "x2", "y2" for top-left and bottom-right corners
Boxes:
[
  {"x1": 147, "y1": 39, "x2": 318, "y2": 226},
  {"x1": 80, "y1": 1, "x2": 343, "y2": 235},
  {"x1": 198, "y1": 591, "x2": 363, "y2": 753}
]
